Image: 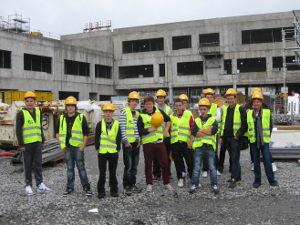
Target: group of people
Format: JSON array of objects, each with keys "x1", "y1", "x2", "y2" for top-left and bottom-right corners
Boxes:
[{"x1": 17, "y1": 87, "x2": 278, "y2": 197}]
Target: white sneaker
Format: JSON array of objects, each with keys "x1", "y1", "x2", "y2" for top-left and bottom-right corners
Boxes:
[
  {"x1": 217, "y1": 170, "x2": 221, "y2": 176},
  {"x1": 202, "y1": 171, "x2": 208, "y2": 178},
  {"x1": 146, "y1": 184, "x2": 153, "y2": 192},
  {"x1": 165, "y1": 184, "x2": 174, "y2": 192},
  {"x1": 251, "y1": 163, "x2": 254, "y2": 171},
  {"x1": 189, "y1": 184, "x2": 197, "y2": 193},
  {"x1": 272, "y1": 163, "x2": 277, "y2": 172},
  {"x1": 198, "y1": 183, "x2": 202, "y2": 188},
  {"x1": 177, "y1": 178, "x2": 184, "y2": 188},
  {"x1": 25, "y1": 186, "x2": 34, "y2": 196},
  {"x1": 37, "y1": 183, "x2": 51, "y2": 193}
]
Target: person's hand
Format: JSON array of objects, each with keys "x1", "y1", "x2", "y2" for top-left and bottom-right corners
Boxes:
[
  {"x1": 79, "y1": 146, "x2": 85, "y2": 151},
  {"x1": 187, "y1": 141, "x2": 193, "y2": 149},
  {"x1": 125, "y1": 143, "x2": 132, "y2": 148},
  {"x1": 163, "y1": 130, "x2": 169, "y2": 137},
  {"x1": 148, "y1": 127, "x2": 156, "y2": 132}
]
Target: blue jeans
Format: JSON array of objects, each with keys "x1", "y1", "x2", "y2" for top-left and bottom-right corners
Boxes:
[
  {"x1": 191, "y1": 146, "x2": 218, "y2": 186},
  {"x1": 123, "y1": 142, "x2": 140, "y2": 188},
  {"x1": 251, "y1": 143, "x2": 276, "y2": 185},
  {"x1": 64, "y1": 147, "x2": 90, "y2": 190}
]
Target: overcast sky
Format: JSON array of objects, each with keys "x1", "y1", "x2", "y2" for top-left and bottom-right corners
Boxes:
[{"x1": 0, "y1": 0, "x2": 299, "y2": 36}]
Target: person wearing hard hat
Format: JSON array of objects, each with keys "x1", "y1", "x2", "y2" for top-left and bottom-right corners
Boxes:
[
  {"x1": 16, "y1": 91, "x2": 50, "y2": 196},
  {"x1": 179, "y1": 93, "x2": 193, "y2": 117},
  {"x1": 246, "y1": 92, "x2": 279, "y2": 188},
  {"x1": 170, "y1": 98, "x2": 194, "y2": 188},
  {"x1": 153, "y1": 89, "x2": 172, "y2": 181},
  {"x1": 189, "y1": 98, "x2": 219, "y2": 194},
  {"x1": 95, "y1": 103, "x2": 121, "y2": 198},
  {"x1": 56, "y1": 96, "x2": 92, "y2": 196},
  {"x1": 219, "y1": 88, "x2": 247, "y2": 189},
  {"x1": 120, "y1": 91, "x2": 142, "y2": 195},
  {"x1": 137, "y1": 96, "x2": 174, "y2": 192}
]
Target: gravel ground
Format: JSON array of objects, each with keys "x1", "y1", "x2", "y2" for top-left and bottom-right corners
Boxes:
[{"x1": 0, "y1": 146, "x2": 300, "y2": 225}]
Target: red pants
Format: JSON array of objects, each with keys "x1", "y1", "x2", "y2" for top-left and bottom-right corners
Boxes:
[{"x1": 143, "y1": 142, "x2": 170, "y2": 185}]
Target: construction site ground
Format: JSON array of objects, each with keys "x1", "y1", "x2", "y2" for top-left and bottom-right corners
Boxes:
[{"x1": 0, "y1": 146, "x2": 300, "y2": 225}]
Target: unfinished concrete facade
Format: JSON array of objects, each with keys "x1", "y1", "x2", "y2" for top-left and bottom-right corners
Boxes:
[{"x1": 1, "y1": 10, "x2": 300, "y2": 102}]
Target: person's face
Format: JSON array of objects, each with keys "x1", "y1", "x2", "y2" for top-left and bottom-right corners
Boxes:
[
  {"x1": 182, "y1": 101, "x2": 188, "y2": 109},
  {"x1": 24, "y1": 98, "x2": 36, "y2": 109},
  {"x1": 205, "y1": 94, "x2": 214, "y2": 103},
  {"x1": 104, "y1": 110, "x2": 113, "y2": 121},
  {"x1": 66, "y1": 105, "x2": 76, "y2": 114},
  {"x1": 252, "y1": 99, "x2": 262, "y2": 111},
  {"x1": 145, "y1": 101, "x2": 154, "y2": 112},
  {"x1": 129, "y1": 99, "x2": 139, "y2": 109},
  {"x1": 226, "y1": 95, "x2": 236, "y2": 106},
  {"x1": 175, "y1": 101, "x2": 183, "y2": 114},
  {"x1": 156, "y1": 96, "x2": 165, "y2": 105},
  {"x1": 199, "y1": 106, "x2": 208, "y2": 116}
]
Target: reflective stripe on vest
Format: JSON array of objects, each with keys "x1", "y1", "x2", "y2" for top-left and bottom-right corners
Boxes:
[
  {"x1": 247, "y1": 109, "x2": 271, "y2": 144},
  {"x1": 170, "y1": 113, "x2": 191, "y2": 144},
  {"x1": 140, "y1": 109, "x2": 163, "y2": 144},
  {"x1": 220, "y1": 104, "x2": 241, "y2": 136},
  {"x1": 208, "y1": 103, "x2": 218, "y2": 117},
  {"x1": 124, "y1": 107, "x2": 139, "y2": 143},
  {"x1": 59, "y1": 114, "x2": 84, "y2": 149},
  {"x1": 192, "y1": 117, "x2": 216, "y2": 151},
  {"x1": 21, "y1": 108, "x2": 42, "y2": 144},
  {"x1": 99, "y1": 119, "x2": 119, "y2": 154}
]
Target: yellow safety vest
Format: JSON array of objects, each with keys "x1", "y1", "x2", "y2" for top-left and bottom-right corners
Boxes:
[
  {"x1": 192, "y1": 117, "x2": 216, "y2": 151},
  {"x1": 208, "y1": 103, "x2": 218, "y2": 117},
  {"x1": 59, "y1": 113, "x2": 84, "y2": 149},
  {"x1": 99, "y1": 119, "x2": 119, "y2": 154},
  {"x1": 170, "y1": 112, "x2": 191, "y2": 144},
  {"x1": 21, "y1": 108, "x2": 42, "y2": 144},
  {"x1": 165, "y1": 105, "x2": 172, "y2": 116},
  {"x1": 220, "y1": 104, "x2": 241, "y2": 136},
  {"x1": 247, "y1": 109, "x2": 271, "y2": 144},
  {"x1": 124, "y1": 107, "x2": 139, "y2": 143},
  {"x1": 140, "y1": 109, "x2": 164, "y2": 144}
]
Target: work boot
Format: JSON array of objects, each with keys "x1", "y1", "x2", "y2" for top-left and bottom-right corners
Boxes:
[
  {"x1": 228, "y1": 179, "x2": 237, "y2": 189},
  {"x1": 37, "y1": 183, "x2": 51, "y2": 193},
  {"x1": 25, "y1": 186, "x2": 34, "y2": 196},
  {"x1": 252, "y1": 182, "x2": 261, "y2": 189},
  {"x1": 270, "y1": 181, "x2": 279, "y2": 187},
  {"x1": 63, "y1": 188, "x2": 74, "y2": 197},
  {"x1": 98, "y1": 192, "x2": 105, "y2": 199}
]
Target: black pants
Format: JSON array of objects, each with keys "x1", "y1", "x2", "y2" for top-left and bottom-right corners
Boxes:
[
  {"x1": 218, "y1": 142, "x2": 232, "y2": 172},
  {"x1": 97, "y1": 153, "x2": 118, "y2": 194},
  {"x1": 24, "y1": 142, "x2": 43, "y2": 187},
  {"x1": 123, "y1": 142, "x2": 140, "y2": 188},
  {"x1": 224, "y1": 137, "x2": 241, "y2": 180},
  {"x1": 153, "y1": 137, "x2": 171, "y2": 177},
  {"x1": 171, "y1": 142, "x2": 194, "y2": 179}
]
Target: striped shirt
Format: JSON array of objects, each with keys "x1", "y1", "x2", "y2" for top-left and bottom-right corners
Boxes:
[{"x1": 119, "y1": 108, "x2": 140, "y2": 144}]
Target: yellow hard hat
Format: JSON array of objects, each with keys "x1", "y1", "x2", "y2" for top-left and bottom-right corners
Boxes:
[
  {"x1": 251, "y1": 87, "x2": 262, "y2": 95},
  {"x1": 102, "y1": 102, "x2": 115, "y2": 111},
  {"x1": 203, "y1": 88, "x2": 215, "y2": 95},
  {"x1": 225, "y1": 88, "x2": 237, "y2": 96},
  {"x1": 24, "y1": 91, "x2": 36, "y2": 99},
  {"x1": 179, "y1": 94, "x2": 189, "y2": 101},
  {"x1": 252, "y1": 92, "x2": 263, "y2": 100},
  {"x1": 198, "y1": 98, "x2": 211, "y2": 107},
  {"x1": 151, "y1": 112, "x2": 164, "y2": 128},
  {"x1": 128, "y1": 91, "x2": 141, "y2": 100},
  {"x1": 65, "y1": 96, "x2": 77, "y2": 105},
  {"x1": 155, "y1": 89, "x2": 167, "y2": 97}
]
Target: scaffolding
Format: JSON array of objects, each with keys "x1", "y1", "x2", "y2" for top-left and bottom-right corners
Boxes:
[{"x1": 0, "y1": 14, "x2": 30, "y2": 34}]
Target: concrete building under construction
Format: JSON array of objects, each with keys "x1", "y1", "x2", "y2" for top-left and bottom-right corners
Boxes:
[{"x1": 0, "y1": 11, "x2": 300, "y2": 102}]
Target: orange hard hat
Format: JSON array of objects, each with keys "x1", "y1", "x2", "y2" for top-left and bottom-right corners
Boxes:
[
  {"x1": 24, "y1": 91, "x2": 36, "y2": 99},
  {"x1": 151, "y1": 112, "x2": 164, "y2": 128}
]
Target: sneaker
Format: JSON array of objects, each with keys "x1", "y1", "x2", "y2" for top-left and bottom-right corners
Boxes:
[
  {"x1": 85, "y1": 189, "x2": 93, "y2": 196},
  {"x1": 189, "y1": 184, "x2": 197, "y2": 194},
  {"x1": 251, "y1": 163, "x2": 254, "y2": 171},
  {"x1": 252, "y1": 182, "x2": 261, "y2": 189},
  {"x1": 63, "y1": 188, "x2": 74, "y2": 196},
  {"x1": 131, "y1": 185, "x2": 142, "y2": 193},
  {"x1": 198, "y1": 183, "x2": 202, "y2": 188},
  {"x1": 217, "y1": 170, "x2": 221, "y2": 176},
  {"x1": 165, "y1": 184, "x2": 174, "y2": 192},
  {"x1": 202, "y1": 171, "x2": 208, "y2": 178},
  {"x1": 37, "y1": 183, "x2": 51, "y2": 193},
  {"x1": 272, "y1": 163, "x2": 278, "y2": 172},
  {"x1": 229, "y1": 180, "x2": 237, "y2": 189},
  {"x1": 270, "y1": 181, "x2": 279, "y2": 187},
  {"x1": 98, "y1": 192, "x2": 105, "y2": 199},
  {"x1": 146, "y1": 184, "x2": 153, "y2": 192},
  {"x1": 111, "y1": 192, "x2": 119, "y2": 197},
  {"x1": 25, "y1": 186, "x2": 34, "y2": 196},
  {"x1": 212, "y1": 185, "x2": 219, "y2": 194},
  {"x1": 182, "y1": 172, "x2": 187, "y2": 178},
  {"x1": 177, "y1": 178, "x2": 184, "y2": 188}
]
